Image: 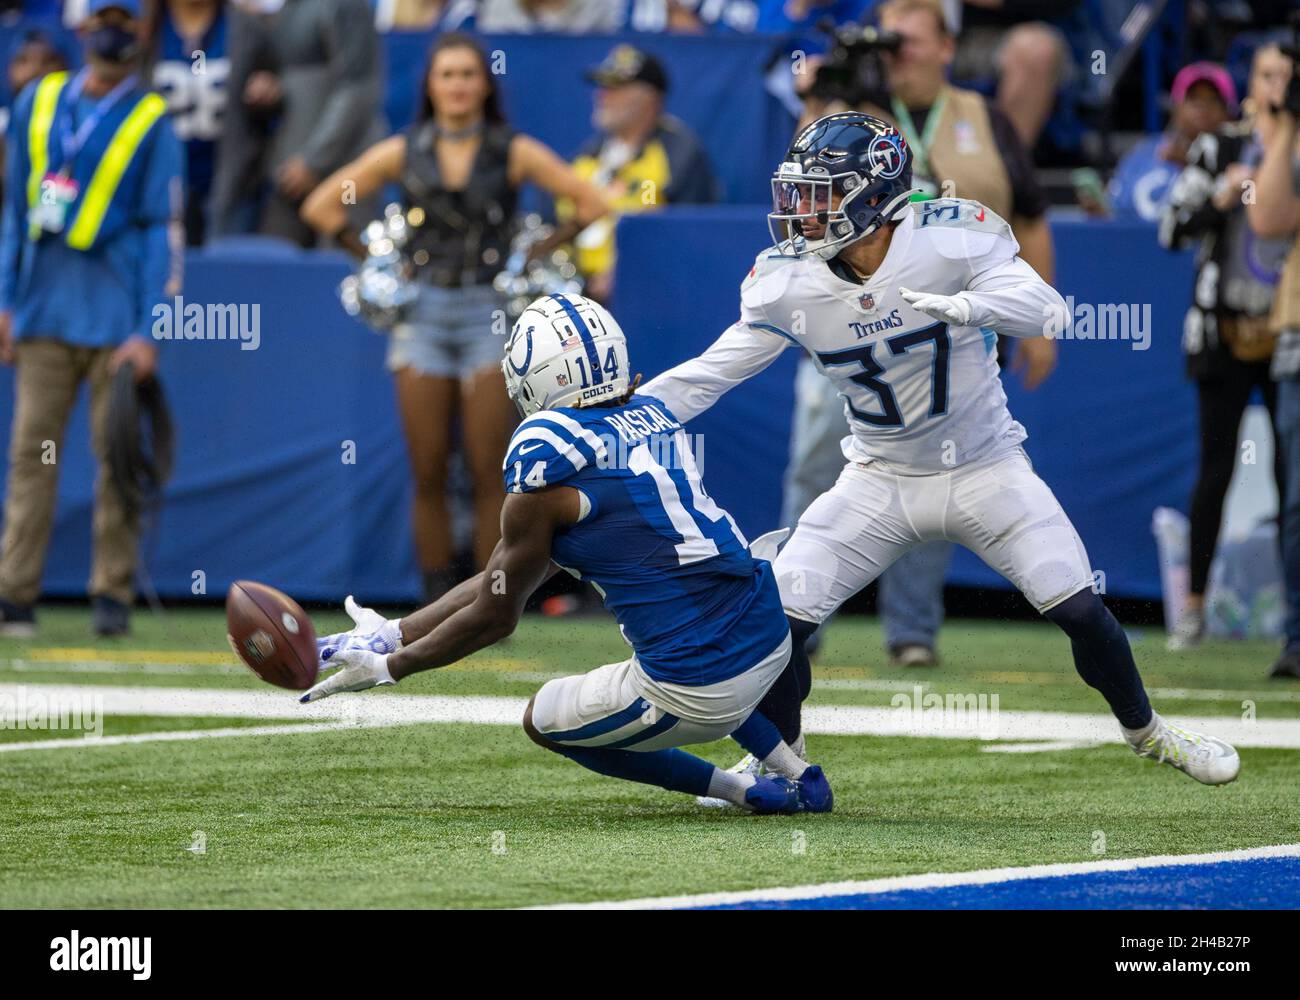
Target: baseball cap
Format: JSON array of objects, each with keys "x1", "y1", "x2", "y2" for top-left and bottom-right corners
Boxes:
[
  {"x1": 585, "y1": 45, "x2": 668, "y2": 93},
  {"x1": 1171, "y1": 62, "x2": 1238, "y2": 113},
  {"x1": 87, "y1": 0, "x2": 143, "y2": 17}
]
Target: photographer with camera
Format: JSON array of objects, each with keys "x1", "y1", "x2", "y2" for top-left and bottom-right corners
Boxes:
[
  {"x1": 781, "y1": 0, "x2": 1056, "y2": 668},
  {"x1": 1247, "y1": 24, "x2": 1300, "y2": 679},
  {"x1": 1158, "y1": 47, "x2": 1292, "y2": 653}
]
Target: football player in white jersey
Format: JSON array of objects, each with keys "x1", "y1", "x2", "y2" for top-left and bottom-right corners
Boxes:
[{"x1": 645, "y1": 112, "x2": 1241, "y2": 787}]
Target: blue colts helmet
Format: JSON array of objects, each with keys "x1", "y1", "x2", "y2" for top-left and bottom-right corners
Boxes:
[{"x1": 768, "y1": 112, "x2": 919, "y2": 260}]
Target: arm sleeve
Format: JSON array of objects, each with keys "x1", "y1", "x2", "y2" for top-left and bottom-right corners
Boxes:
[
  {"x1": 641, "y1": 321, "x2": 789, "y2": 423},
  {"x1": 298, "y1": 0, "x2": 382, "y2": 175},
  {"x1": 136, "y1": 117, "x2": 184, "y2": 334},
  {"x1": 958, "y1": 254, "x2": 1069, "y2": 339},
  {"x1": 1157, "y1": 132, "x2": 1226, "y2": 250}
]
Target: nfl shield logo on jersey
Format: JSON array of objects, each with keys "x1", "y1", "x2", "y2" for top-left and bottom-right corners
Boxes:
[{"x1": 859, "y1": 292, "x2": 876, "y2": 312}]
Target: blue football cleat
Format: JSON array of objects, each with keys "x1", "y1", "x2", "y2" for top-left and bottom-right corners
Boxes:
[
  {"x1": 744, "y1": 775, "x2": 802, "y2": 815},
  {"x1": 797, "y1": 765, "x2": 833, "y2": 813}
]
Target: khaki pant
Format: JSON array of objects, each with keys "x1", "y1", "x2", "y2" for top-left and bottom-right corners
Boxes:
[{"x1": 0, "y1": 338, "x2": 138, "y2": 606}]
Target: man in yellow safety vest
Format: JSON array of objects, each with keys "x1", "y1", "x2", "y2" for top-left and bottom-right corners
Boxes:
[{"x1": 0, "y1": 0, "x2": 182, "y2": 638}]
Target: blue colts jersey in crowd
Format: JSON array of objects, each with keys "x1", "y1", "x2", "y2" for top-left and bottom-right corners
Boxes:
[
  {"x1": 152, "y1": 10, "x2": 230, "y2": 204},
  {"x1": 502, "y1": 394, "x2": 788, "y2": 687}
]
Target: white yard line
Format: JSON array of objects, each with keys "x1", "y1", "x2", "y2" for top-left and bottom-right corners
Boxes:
[
  {"x1": 0, "y1": 683, "x2": 528, "y2": 726},
  {"x1": 1147, "y1": 685, "x2": 1300, "y2": 703},
  {"x1": 4, "y1": 683, "x2": 1300, "y2": 749},
  {"x1": 0, "y1": 658, "x2": 242, "y2": 676},
  {"x1": 980, "y1": 739, "x2": 1101, "y2": 753},
  {"x1": 529, "y1": 843, "x2": 1300, "y2": 910},
  {"x1": 0, "y1": 721, "x2": 369, "y2": 753},
  {"x1": 799, "y1": 703, "x2": 1300, "y2": 748}
]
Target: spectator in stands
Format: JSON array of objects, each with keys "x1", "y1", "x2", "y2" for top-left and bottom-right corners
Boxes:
[
  {"x1": 1158, "y1": 41, "x2": 1293, "y2": 652},
  {"x1": 6, "y1": 31, "x2": 67, "y2": 98},
  {"x1": 1247, "y1": 47, "x2": 1300, "y2": 679},
  {"x1": 1, "y1": 31, "x2": 68, "y2": 210},
  {"x1": 951, "y1": 1, "x2": 1078, "y2": 151},
  {"x1": 371, "y1": 0, "x2": 477, "y2": 30},
  {"x1": 301, "y1": 33, "x2": 607, "y2": 601},
  {"x1": 646, "y1": 1, "x2": 757, "y2": 32},
  {"x1": 213, "y1": 0, "x2": 384, "y2": 247},
  {"x1": 781, "y1": 0, "x2": 1057, "y2": 668},
  {"x1": 554, "y1": 44, "x2": 717, "y2": 303},
  {"x1": 0, "y1": 0, "x2": 183, "y2": 637},
  {"x1": 477, "y1": 0, "x2": 626, "y2": 31},
  {"x1": 756, "y1": 0, "x2": 878, "y2": 33},
  {"x1": 145, "y1": 1, "x2": 250, "y2": 246},
  {"x1": 1110, "y1": 63, "x2": 1236, "y2": 224}
]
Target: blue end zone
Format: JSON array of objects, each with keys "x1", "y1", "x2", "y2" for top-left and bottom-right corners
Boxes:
[{"x1": 693, "y1": 856, "x2": 1300, "y2": 910}]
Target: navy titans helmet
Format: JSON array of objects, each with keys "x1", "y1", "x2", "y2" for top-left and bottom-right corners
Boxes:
[{"x1": 768, "y1": 112, "x2": 919, "y2": 260}]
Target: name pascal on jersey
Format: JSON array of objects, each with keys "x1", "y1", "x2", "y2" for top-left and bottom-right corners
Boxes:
[
  {"x1": 850, "y1": 308, "x2": 903, "y2": 339},
  {"x1": 600, "y1": 402, "x2": 682, "y2": 445}
]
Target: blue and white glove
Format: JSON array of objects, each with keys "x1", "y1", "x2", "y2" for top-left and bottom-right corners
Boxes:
[
  {"x1": 315, "y1": 595, "x2": 403, "y2": 666},
  {"x1": 301, "y1": 649, "x2": 395, "y2": 703},
  {"x1": 899, "y1": 286, "x2": 974, "y2": 327}
]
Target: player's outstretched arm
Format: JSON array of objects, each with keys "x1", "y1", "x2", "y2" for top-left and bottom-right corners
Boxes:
[
  {"x1": 641, "y1": 321, "x2": 789, "y2": 423},
  {"x1": 901, "y1": 255, "x2": 1070, "y2": 341},
  {"x1": 301, "y1": 489, "x2": 578, "y2": 701},
  {"x1": 385, "y1": 488, "x2": 579, "y2": 680},
  {"x1": 396, "y1": 560, "x2": 564, "y2": 646}
]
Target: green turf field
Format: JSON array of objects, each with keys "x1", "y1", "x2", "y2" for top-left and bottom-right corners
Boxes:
[{"x1": 1, "y1": 607, "x2": 1297, "y2": 908}]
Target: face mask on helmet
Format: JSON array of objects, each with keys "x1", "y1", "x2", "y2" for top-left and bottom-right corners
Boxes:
[{"x1": 768, "y1": 114, "x2": 920, "y2": 260}]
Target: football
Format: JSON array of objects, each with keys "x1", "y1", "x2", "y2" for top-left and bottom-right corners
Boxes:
[{"x1": 225, "y1": 580, "x2": 318, "y2": 691}]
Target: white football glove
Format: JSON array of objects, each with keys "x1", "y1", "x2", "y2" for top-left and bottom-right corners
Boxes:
[
  {"x1": 301, "y1": 648, "x2": 395, "y2": 703},
  {"x1": 315, "y1": 595, "x2": 403, "y2": 667},
  {"x1": 899, "y1": 286, "x2": 974, "y2": 327}
]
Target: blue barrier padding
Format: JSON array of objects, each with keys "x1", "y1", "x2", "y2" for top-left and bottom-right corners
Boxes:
[{"x1": 0, "y1": 215, "x2": 1195, "y2": 603}]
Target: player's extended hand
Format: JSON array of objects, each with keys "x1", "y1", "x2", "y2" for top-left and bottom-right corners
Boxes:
[
  {"x1": 899, "y1": 287, "x2": 973, "y2": 327},
  {"x1": 300, "y1": 648, "x2": 395, "y2": 703},
  {"x1": 316, "y1": 595, "x2": 403, "y2": 666}
]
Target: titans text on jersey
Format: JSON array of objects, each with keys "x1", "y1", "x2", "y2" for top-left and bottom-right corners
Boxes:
[{"x1": 645, "y1": 198, "x2": 1070, "y2": 474}]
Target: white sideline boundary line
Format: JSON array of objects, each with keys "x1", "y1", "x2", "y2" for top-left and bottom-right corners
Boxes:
[{"x1": 530, "y1": 843, "x2": 1300, "y2": 910}]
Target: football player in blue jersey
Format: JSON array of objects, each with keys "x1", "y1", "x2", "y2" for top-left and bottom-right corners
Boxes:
[{"x1": 301, "y1": 293, "x2": 832, "y2": 815}]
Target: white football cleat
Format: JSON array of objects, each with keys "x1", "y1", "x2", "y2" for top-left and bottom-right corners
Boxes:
[
  {"x1": 697, "y1": 754, "x2": 761, "y2": 809},
  {"x1": 1165, "y1": 611, "x2": 1204, "y2": 652},
  {"x1": 1125, "y1": 714, "x2": 1240, "y2": 785}
]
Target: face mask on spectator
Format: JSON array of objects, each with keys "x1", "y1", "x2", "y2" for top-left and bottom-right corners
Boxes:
[{"x1": 86, "y1": 23, "x2": 139, "y2": 64}]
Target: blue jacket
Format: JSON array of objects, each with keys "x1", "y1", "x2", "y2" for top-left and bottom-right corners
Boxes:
[{"x1": 0, "y1": 71, "x2": 183, "y2": 349}]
